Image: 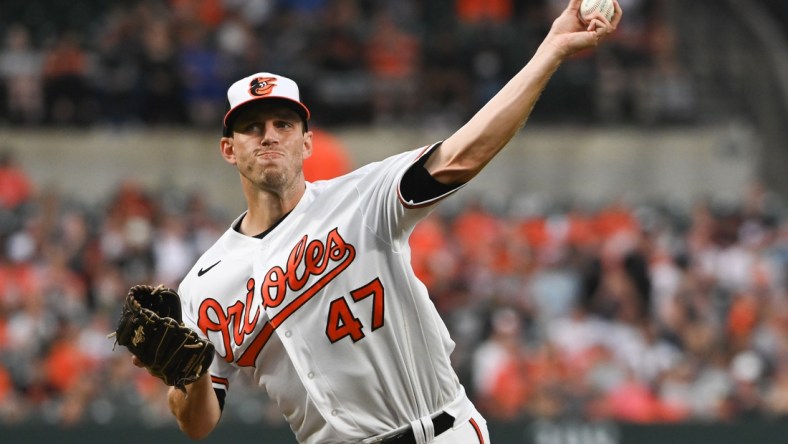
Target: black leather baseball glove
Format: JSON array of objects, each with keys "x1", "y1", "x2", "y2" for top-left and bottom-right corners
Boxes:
[{"x1": 109, "y1": 285, "x2": 214, "y2": 391}]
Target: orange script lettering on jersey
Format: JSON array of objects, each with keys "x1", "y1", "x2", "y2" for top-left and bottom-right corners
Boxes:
[{"x1": 197, "y1": 228, "x2": 356, "y2": 365}]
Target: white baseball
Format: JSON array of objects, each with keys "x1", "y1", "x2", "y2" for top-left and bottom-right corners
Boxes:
[{"x1": 579, "y1": 0, "x2": 615, "y2": 25}]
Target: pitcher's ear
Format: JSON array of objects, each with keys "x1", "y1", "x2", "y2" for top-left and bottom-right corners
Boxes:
[
  {"x1": 220, "y1": 137, "x2": 236, "y2": 164},
  {"x1": 302, "y1": 131, "x2": 313, "y2": 160}
]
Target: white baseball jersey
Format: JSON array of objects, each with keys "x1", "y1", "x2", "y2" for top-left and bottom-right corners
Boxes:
[{"x1": 179, "y1": 143, "x2": 477, "y2": 443}]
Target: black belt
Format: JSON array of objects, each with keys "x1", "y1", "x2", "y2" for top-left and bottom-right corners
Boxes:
[{"x1": 380, "y1": 412, "x2": 455, "y2": 444}]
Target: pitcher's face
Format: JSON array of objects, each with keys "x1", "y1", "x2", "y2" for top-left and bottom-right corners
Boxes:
[{"x1": 223, "y1": 102, "x2": 312, "y2": 192}]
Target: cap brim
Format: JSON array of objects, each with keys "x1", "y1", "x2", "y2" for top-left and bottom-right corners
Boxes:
[{"x1": 223, "y1": 97, "x2": 310, "y2": 135}]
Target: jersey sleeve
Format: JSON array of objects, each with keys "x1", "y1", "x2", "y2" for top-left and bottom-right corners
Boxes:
[{"x1": 355, "y1": 142, "x2": 467, "y2": 248}]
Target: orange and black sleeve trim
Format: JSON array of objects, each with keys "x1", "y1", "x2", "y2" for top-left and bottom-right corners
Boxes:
[
  {"x1": 400, "y1": 145, "x2": 464, "y2": 206},
  {"x1": 211, "y1": 375, "x2": 229, "y2": 411}
]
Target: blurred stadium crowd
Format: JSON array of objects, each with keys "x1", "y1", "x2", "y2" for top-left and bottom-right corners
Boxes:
[
  {"x1": 0, "y1": 149, "x2": 786, "y2": 427},
  {"x1": 1, "y1": 0, "x2": 787, "y2": 431},
  {"x1": 0, "y1": 0, "x2": 694, "y2": 130}
]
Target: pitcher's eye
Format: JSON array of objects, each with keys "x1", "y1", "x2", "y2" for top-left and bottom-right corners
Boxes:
[{"x1": 238, "y1": 122, "x2": 263, "y2": 134}]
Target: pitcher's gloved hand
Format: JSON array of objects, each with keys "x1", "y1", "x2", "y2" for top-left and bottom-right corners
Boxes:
[{"x1": 109, "y1": 285, "x2": 214, "y2": 391}]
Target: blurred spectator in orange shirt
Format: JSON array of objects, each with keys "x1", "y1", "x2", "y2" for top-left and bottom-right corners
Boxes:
[
  {"x1": 169, "y1": 0, "x2": 225, "y2": 28},
  {"x1": 727, "y1": 291, "x2": 760, "y2": 351},
  {"x1": 409, "y1": 212, "x2": 454, "y2": 291},
  {"x1": 0, "y1": 364, "x2": 11, "y2": 400},
  {"x1": 365, "y1": 10, "x2": 421, "y2": 123},
  {"x1": 455, "y1": 0, "x2": 513, "y2": 24},
  {"x1": 0, "y1": 150, "x2": 32, "y2": 211},
  {"x1": 42, "y1": 32, "x2": 95, "y2": 125},
  {"x1": 44, "y1": 323, "x2": 92, "y2": 394},
  {"x1": 302, "y1": 128, "x2": 353, "y2": 182},
  {"x1": 472, "y1": 308, "x2": 529, "y2": 419}
]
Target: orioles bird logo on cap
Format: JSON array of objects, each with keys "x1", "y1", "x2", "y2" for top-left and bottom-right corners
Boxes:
[{"x1": 249, "y1": 77, "x2": 277, "y2": 97}]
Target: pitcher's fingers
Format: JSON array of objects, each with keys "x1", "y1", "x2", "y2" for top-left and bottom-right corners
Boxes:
[
  {"x1": 610, "y1": 0, "x2": 623, "y2": 27},
  {"x1": 567, "y1": 0, "x2": 583, "y2": 14}
]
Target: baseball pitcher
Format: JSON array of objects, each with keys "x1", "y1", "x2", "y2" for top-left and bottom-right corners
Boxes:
[{"x1": 114, "y1": 1, "x2": 621, "y2": 442}]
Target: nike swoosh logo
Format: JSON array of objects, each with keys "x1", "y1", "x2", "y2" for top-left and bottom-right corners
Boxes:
[{"x1": 198, "y1": 260, "x2": 221, "y2": 277}]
